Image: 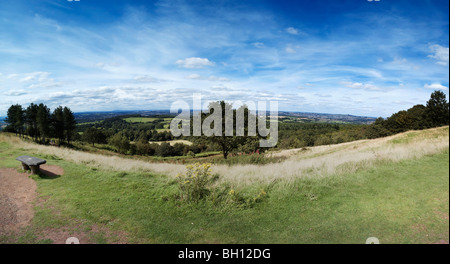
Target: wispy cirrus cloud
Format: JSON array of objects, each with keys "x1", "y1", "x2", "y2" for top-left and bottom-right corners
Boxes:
[
  {"x1": 19, "y1": 72, "x2": 51, "y2": 83},
  {"x1": 3, "y1": 90, "x2": 28, "y2": 96},
  {"x1": 0, "y1": 0, "x2": 448, "y2": 118},
  {"x1": 428, "y1": 44, "x2": 449, "y2": 66}
]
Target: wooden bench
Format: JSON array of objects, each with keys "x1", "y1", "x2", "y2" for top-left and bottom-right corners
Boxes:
[{"x1": 16, "y1": 155, "x2": 46, "y2": 175}]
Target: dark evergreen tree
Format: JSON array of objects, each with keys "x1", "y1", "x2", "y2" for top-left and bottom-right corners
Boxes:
[
  {"x1": 5, "y1": 104, "x2": 25, "y2": 137},
  {"x1": 52, "y1": 106, "x2": 65, "y2": 145},
  {"x1": 426, "y1": 90, "x2": 449, "y2": 127},
  {"x1": 37, "y1": 103, "x2": 51, "y2": 143},
  {"x1": 63, "y1": 106, "x2": 76, "y2": 144},
  {"x1": 26, "y1": 103, "x2": 39, "y2": 142}
]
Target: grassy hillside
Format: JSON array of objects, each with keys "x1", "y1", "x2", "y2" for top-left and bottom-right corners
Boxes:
[{"x1": 0, "y1": 127, "x2": 448, "y2": 243}]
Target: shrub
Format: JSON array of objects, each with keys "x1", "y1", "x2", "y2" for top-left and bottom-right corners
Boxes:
[
  {"x1": 176, "y1": 163, "x2": 215, "y2": 202},
  {"x1": 108, "y1": 133, "x2": 130, "y2": 154},
  {"x1": 155, "y1": 142, "x2": 173, "y2": 157},
  {"x1": 226, "y1": 188, "x2": 268, "y2": 208},
  {"x1": 135, "y1": 138, "x2": 150, "y2": 155}
]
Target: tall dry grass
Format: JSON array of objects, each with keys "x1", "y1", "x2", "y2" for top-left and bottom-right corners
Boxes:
[
  {"x1": 0, "y1": 133, "x2": 186, "y2": 176},
  {"x1": 1, "y1": 126, "x2": 448, "y2": 186},
  {"x1": 212, "y1": 126, "x2": 449, "y2": 186}
]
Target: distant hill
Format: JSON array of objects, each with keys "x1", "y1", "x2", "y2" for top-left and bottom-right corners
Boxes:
[
  {"x1": 74, "y1": 110, "x2": 172, "y2": 123},
  {"x1": 0, "y1": 117, "x2": 6, "y2": 128},
  {"x1": 74, "y1": 110, "x2": 376, "y2": 124},
  {"x1": 279, "y1": 111, "x2": 377, "y2": 124}
]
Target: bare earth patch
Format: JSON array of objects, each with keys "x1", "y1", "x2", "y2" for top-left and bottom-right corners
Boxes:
[
  {"x1": 36, "y1": 224, "x2": 129, "y2": 244},
  {"x1": 1, "y1": 165, "x2": 129, "y2": 243},
  {"x1": 0, "y1": 168, "x2": 36, "y2": 236}
]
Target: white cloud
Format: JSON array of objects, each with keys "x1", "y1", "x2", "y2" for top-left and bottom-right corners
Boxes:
[
  {"x1": 19, "y1": 76, "x2": 35, "y2": 83},
  {"x1": 424, "y1": 83, "x2": 448, "y2": 90},
  {"x1": 428, "y1": 44, "x2": 449, "y2": 66},
  {"x1": 95, "y1": 62, "x2": 106, "y2": 68},
  {"x1": 28, "y1": 81, "x2": 62, "y2": 89},
  {"x1": 391, "y1": 57, "x2": 408, "y2": 64},
  {"x1": 34, "y1": 14, "x2": 61, "y2": 31},
  {"x1": 341, "y1": 81, "x2": 382, "y2": 91},
  {"x1": 185, "y1": 74, "x2": 230, "y2": 82},
  {"x1": 133, "y1": 75, "x2": 165, "y2": 83},
  {"x1": 186, "y1": 74, "x2": 202, "y2": 80},
  {"x1": 286, "y1": 27, "x2": 300, "y2": 35},
  {"x1": 176, "y1": 57, "x2": 215, "y2": 68},
  {"x1": 6, "y1": 74, "x2": 19, "y2": 79},
  {"x1": 13, "y1": 72, "x2": 62, "y2": 89},
  {"x1": 285, "y1": 47, "x2": 296, "y2": 54},
  {"x1": 252, "y1": 42, "x2": 265, "y2": 48},
  {"x1": 208, "y1": 76, "x2": 230, "y2": 82},
  {"x1": 19, "y1": 72, "x2": 51, "y2": 83},
  {"x1": 285, "y1": 44, "x2": 300, "y2": 54},
  {"x1": 3, "y1": 90, "x2": 27, "y2": 96},
  {"x1": 210, "y1": 84, "x2": 228, "y2": 90}
]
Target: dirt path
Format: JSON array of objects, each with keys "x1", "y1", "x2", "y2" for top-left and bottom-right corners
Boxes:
[
  {"x1": 0, "y1": 168, "x2": 37, "y2": 236},
  {"x1": 0, "y1": 165, "x2": 129, "y2": 244},
  {"x1": 0, "y1": 165, "x2": 64, "y2": 238}
]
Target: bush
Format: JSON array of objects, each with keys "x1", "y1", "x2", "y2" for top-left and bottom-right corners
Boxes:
[
  {"x1": 135, "y1": 138, "x2": 151, "y2": 155},
  {"x1": 176, "y1": 163, "x2": 215, "y2": 202},
  {"x1": 108, "y1": 133, "x2": 130, "y2": 154},
  {"x1": 172, "y1": 143, "x2": 185, "y2": 156},
  {"x1": 155, "y1": 142, "x2": 173, "y2": 157}
]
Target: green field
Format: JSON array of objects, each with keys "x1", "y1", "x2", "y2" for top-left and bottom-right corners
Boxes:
[
  {"x1": 76, "y1": 121, "x2": 101, "y2": 126},
  {"x1": 0, "y1": 128, "x2": 448, "y2": 244},
  {"x1": 123, "y1": 117, "x2": 172, "y2": 123}
]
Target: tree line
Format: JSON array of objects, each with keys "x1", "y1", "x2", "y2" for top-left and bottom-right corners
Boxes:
[
  {"x1": 277, "y1": 90, "x2": 449, "y2": 148},
  {"x1": 365, "y1": 90, "x2": 449, "y2": 139},
  {"x1": 4, "y1": 103, "x2": 76, "y2": 145},
  {"x1": 81, "y1": 101, "x2": 265, "y2": 158},
  {"x1": 78, "y1": 116, "x2": 174, "y2": 142},
  {"x1": 3, "y1": 91, "x2": 447, "y2": 158}
]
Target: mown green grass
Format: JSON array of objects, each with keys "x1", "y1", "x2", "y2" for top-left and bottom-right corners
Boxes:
[{"x1": 0, "y1": 136, "x2": 448, "y2": 244}]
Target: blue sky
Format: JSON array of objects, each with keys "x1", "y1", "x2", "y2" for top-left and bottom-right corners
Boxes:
[{"x1": 0, "y1": 0, "x2": 448, "y2": 117}]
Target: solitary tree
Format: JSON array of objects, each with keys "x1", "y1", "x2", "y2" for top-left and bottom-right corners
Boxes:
[
  {"x1": 200, "y1": 101, "x2": 260, "y2": 159},
  {"x1": 83, "y1": 127, "x2": 106, "y2": 146},
  {"x1": 426, "y1": 90, "x2": 449, "y2": 127}
]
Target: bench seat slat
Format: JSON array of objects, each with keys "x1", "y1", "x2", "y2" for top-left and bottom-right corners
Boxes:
[{"x1": 16, "y1": 155, "x2": 47, "y2": 166}]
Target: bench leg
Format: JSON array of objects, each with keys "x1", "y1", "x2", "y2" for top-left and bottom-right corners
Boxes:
[
  {"x1": 21, "y1": 162, "x2": 30, "y2": 171},
  {"x1": 30, "y1": 165, "x2": 40, "y2": 175}
]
